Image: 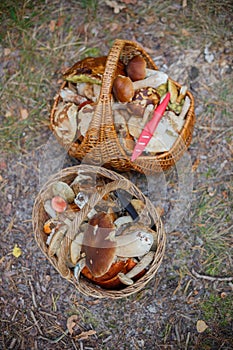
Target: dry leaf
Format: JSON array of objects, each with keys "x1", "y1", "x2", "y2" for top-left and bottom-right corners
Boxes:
[
  {"x1": 181, "y1": 28, "x2": 191, "y2": 37},
  {"x1": 20, "y1": 108, "x2": 29, "y2": 120},
  {"x1": 12, "y1": 244, "x2": 22, "y2": 258},
  {"x1": 67, "y1": 315, "x2": 78, "y2": 335},
  {"x1": 105, "y1": 0, "x2": 126, "y2": 13},
  {"x1": 76, "y1": 330, "x2": 96, "y2": 340},
  {"x1": 196, "y1": 320, "x2": 208, "y2": 333},
  {"x1": 49, "y1": 20, "x2": 56, "y2": 33},
  {"x1": 4, "y1": 48, "x2": 11, "y2": 56}
]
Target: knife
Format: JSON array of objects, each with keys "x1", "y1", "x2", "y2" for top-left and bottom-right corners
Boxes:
[{"x1": 131, "y1": 92, "x2": 170, "y2": 161}]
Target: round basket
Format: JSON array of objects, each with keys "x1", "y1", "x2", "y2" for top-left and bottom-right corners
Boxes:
[
  {"x1": 32, "y1": 165, "x2": 166, "y2": 299},
  {"x1": 50, "y1": 39, "x2": 195, "y2": 174}
]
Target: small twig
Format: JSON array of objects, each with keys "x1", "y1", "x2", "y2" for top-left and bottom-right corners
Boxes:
[
  {"x1": 29, "y1": 280, "x2": 38, "y2": 308},
  {"x1": 191, "y1": 268, "x2": 233, "y2": 282},
  {"x1": 38, "y1": 329, "x2": 69, "y2": 344},
  {"x1": 30, "y1": 310, "x2": 43, "y2": 335},
  {"x1": 185, "y1": 332, "x2": 190, "y2": 350}
]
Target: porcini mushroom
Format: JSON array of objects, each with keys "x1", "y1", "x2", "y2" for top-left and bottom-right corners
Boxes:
[
  {"x1": 112, "y1": 75, "x2": 134, "y2": 103},
  {"x1": 126, "y1": 55, "x2": 147, "y2": 81},
  {"x1": 81, "y1": 212, "x2": 117, "y2": 278}
]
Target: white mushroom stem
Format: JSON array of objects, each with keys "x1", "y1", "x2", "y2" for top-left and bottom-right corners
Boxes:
[
  {"x1": 118, "y1": 251, "x2": 155, "y2": 285},
  {"x1": 70, "y1": 232, "x2": 84, "y2": 265},
  {"x1": 178, "y1": 96, "x2": 191, "y2": 119},
  {"x1": 132, "y1": 71, "x2": 168, "y2": 91},
  {"x1": 74, "y1": 257, "x2": 86, "y2": 281}
]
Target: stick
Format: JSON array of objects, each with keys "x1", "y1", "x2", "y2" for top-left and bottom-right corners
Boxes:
[{"x1": 191, "y1": 268, "x2": 233, "y2": 282}]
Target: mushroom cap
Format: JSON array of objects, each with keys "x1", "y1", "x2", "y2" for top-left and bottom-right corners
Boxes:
[
  {"x1": 51, "y1": 196, "x2": 68, "y2": 213},
  {"x1": 81, "y1": 212, "x2": 116, "y2": 278},
  {"x1": 126, "y1": 55, "x2": 147, "y2": 81},
  {"x1": 112, "y1": 75, "x2": 134, "y2": 103}
]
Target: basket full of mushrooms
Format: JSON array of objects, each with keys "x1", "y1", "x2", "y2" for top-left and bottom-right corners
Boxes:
[
  {"x1": 32, "y1": 165, "x2": 166, "y2": 298},
  {"x1": 50, "y1": 39, "x2": 195, "y2": 173}
]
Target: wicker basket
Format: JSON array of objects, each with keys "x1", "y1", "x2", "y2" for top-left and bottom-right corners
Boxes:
[
  {"x1": 50, "y1": 39, "x2": 195, "y2": 174},
  {"x1": 32, "y1": 165, "x2": 166, "y2": 299}
]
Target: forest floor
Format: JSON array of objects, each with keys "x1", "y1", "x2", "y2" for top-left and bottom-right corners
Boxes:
[{"x1": 0, "y1": 1, "x2": 233, "y2": 349}]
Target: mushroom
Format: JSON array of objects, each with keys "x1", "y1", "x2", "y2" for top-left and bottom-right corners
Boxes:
[
  {"x1": 118, "y1": 251, "x2": 155, "y2": 285},
  {"x1": 77, "y1": 103, "x2": 95, "y2": 136},
  {"x1": 168, "y1": 79, "x2": 178, "y2": 104},
  {"x1": 81, "y1": 212, "x2": 117, "y2": 278},
  {"x1": 114, "y1": 216, "x2": 133, "y2": 228},
  {"x1": 53, "y1": 102, "x2": 78, "y2": 144},
  {"x1": 112, "y1": 75, "x2": 134, "y2": 103},
  {"x1": 126, "y1": 55, "x2": 157, "y2": 81},
  {"x1": 51, "y1": 196, "x2": 68, "y2": 213},
  {"x1": 127, "y1": 87, "x2": 160, "y2": 117},
  {"x1": 132, "y1": 71, "x2": 168, "y2": 91},
  {"x1": 178, "y1": 96, "x2": 191, "y2": 119},
  {"x1": 176, "y1": 85, "x2": 188, "y2": 104},
  {"x1": 70, "y1": 232, "x2": 84, "y2": 265},
  {"x1": 59, "y1": 87, "x2": 87, "y2": 105},
  {"x1": 47, "y1": 225, "x2": 67, "y2": 256},
  {"x1": 126, "y1": 55, "x2": 147, "y2": 81},
  {"x1": 115, "y1": 226, "x2": 154, "y2": 257},
  {"x1": 52, "y1": 181, "x2": 75, "y2": 203},
  {"x1": 43, "y1": 199, "x2": 57, "y2": 218},
  {"x1": 43, "y1": 218, "x2": 60, "y2": 235}
]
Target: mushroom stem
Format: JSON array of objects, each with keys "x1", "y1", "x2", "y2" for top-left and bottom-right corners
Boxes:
[
  {"x1": 132, "y1": 72, "x2": 168, "y2": 91},
  {"x1": 118, "y1": 251, "x2": 155, "y2": 286},
  {"x1": 74, "y1": 257, "x2": 86, "y2": 281},
  {"x1": 125, "y1": 251, "x2": 155, "y2": 278}
]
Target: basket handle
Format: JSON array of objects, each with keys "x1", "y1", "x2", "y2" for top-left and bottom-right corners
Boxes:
[{"x1": 99, "y1": 39, "x2": 125, "y2": 101}]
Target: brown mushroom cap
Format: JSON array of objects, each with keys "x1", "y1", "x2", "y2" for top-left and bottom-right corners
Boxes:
[
  {"x1": 126, "y1": 55, "x2": 147, "y2": 81},
  {"x1": 112, "y1": 75, "x2": 134, "y2": 103},
  {"x1": 81, "y1": 212, "x2": 116, "y2": 278}
]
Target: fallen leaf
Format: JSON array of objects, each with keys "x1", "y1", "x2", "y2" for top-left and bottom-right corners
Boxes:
[
  {"x1": 20, "y1": 108, "x2": 29, "y2": 120},
  {"x1": 76, "y1": 330, "x2": 96, "y2": 340},
  {"x1": 12, "y1": 244, "x2": 22, "y2": 258},
  {"x1": 57, "y1": 16, "x2": 65, "y2": 27},
  {"x1": 196, "y1": 320, "x2": 208, "y2": 333},
  {"x1": 181, "y1": 28, "x2": 191, "y2": 37},
  {"x1": 4, "y1": 202, "x2": 12, "y2": 216},
  {"x1": 4, "y1": 48, "x2": 11, "y2": 56},
  {"x1": 49, "y1": 20, "x2": 56, "y2": 32},
  {"x1": 67, "y1": 314, "x2": 78, "y2": 335},
  {"x1": 105, "y1": 0, "x2": 126, "y2": 13}
]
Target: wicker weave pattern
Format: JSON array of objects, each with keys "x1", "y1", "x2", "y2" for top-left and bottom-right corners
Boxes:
[
  {"x1": 50, "y1": 39, "x2": 195, "y2": 173},
  {"x1": 32, "y1": 165, "x2": 166, "y2": 298}
]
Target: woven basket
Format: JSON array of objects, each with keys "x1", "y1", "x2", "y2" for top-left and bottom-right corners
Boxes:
[
  {"x1": 50, "y1": 39, "x2": 195, "y2": 173},
  {"x1": 32, "y1": 165, "x2": 166, "y2": 299}
]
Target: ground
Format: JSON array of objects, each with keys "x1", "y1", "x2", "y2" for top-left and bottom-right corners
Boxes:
[{"x1": 0, "y1": 1, "x2": 233, "y2": 349}]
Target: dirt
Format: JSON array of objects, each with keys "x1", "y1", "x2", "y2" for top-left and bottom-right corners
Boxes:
[{"x1": 0, "y1": 1, "x2": 233, "y2": 349}]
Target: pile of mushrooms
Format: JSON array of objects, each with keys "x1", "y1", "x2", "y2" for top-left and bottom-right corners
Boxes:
[
  {"x1": 42, "y1": 170, "x2": 158, "y2": 289},
  {"x1": 53, "y1": 54, "x2": 191, "y2": 156}
]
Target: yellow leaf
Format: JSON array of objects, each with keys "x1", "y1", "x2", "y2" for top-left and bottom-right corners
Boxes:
[
  {"x1": 67, "y1": 315, "x2": 78, "y2": 335},
  {"x1": 12, "y1": 244, "x2": 22, "y2": 258},
  {"x1": 196, "y1": 320, "x2": 208, "y2": 333}
]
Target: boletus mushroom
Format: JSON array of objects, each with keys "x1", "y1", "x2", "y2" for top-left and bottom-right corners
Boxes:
[{"x1": 112, "y1": 75, "x2": 134, "y2": 103}]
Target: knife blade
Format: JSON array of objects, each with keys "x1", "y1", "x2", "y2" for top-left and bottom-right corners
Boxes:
[{"x1": 131, "y1": 92, "x2": 170, "y2": 161}]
